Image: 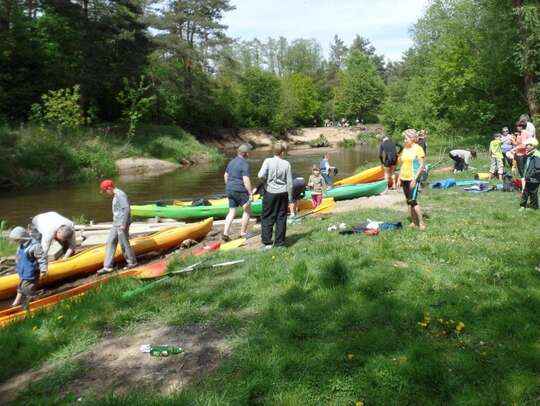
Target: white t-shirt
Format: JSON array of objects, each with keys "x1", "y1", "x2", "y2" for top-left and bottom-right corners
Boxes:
[
  {"x1": 526, "y1": 122, "x2": 536, "y2": 138},
  {"x1": 32, "y1": 212, "x2": 75, "y2": 254}
]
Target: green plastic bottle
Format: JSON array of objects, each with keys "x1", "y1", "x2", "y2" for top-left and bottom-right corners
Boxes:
[{"x1": 149, "y1": 345, "x2": 183, "y2": 357}]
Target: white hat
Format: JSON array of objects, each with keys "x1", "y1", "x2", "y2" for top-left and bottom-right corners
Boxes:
[{"x1": 9, "y1": 226, "x2": 30, "y2": 240}]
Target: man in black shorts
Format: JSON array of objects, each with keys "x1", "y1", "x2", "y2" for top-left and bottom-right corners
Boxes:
[
  {"x1": 223, "y1": 144, "x2": 254, "y2": 241},
  {"x1": 379, "y1": 136, "x2": 402, "y2": 190}
]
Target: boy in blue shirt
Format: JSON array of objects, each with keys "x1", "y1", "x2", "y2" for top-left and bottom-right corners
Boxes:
[{"x1": 9, "y1": 226, "x2": 48, "y2": 310}]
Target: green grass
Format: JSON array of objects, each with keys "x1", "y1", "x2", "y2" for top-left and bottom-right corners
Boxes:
[
  {"x1": 0, "y1": 124, "x2": 222, "y2": 190},
  {"x1": 2, "y1": 149, "x2": 540, "y2": 405},
  {"x1": 0, "y1": 221, "x2": 17, "y2": 256}
]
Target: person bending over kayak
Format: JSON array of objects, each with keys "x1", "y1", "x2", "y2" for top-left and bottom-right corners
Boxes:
[
  {"x1": 449, "y1": 149, "x2": 476, "y2": 173},
  {"x1": 398, "y1": 129, "x2": 426, "y2": 230},
  {"x1": 379, "y1": 136, "x2": 403, "y2": 190},
  {"x1": 258, "y1": 141, "x2": 293, "y2": 249},
  {"x1": 31, "y1": 211, "x2": 76, "y2": 259},
  {"x1": 9, "y1": 226, "x2": 47, "y2": 310},
  {"x1": 98, "y1": 180, "x2": 137, "y2": 274},
  {"x1": 289, "y1": 173, "x2": 306, "y2": 216},
  {"x1": 223, "y1": 144, "x2": 254, "y2": 241}
]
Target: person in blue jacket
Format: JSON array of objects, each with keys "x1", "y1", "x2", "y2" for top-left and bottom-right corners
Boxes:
[{"x1": 9, "y1": 226, "x2": 48, "y2": 310}]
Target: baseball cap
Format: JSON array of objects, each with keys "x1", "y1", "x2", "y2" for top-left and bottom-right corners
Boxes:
[
  {"x1": 238, "y1": 144, "x2": 251, "y2": 153},
  {"x1": 100, "y1": 179, "x2": 114, "y2": 192}
]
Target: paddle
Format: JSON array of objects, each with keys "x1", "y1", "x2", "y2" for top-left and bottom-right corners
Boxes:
[{"x1": 121, "y1": 259, "x2": 244, "y2": 300}]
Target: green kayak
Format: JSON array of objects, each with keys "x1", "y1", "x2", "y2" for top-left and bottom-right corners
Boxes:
[
  {"x1": 132, "y1": 200, "x2": 263, "y2": 220},
  {"x1": 304, "y1": 180, "x2": 387, "y2": 201}
]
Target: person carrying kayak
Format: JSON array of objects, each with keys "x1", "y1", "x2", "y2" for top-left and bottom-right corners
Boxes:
[
  {"x1": 9, "y1": 226, "x2": 47, "y2": 310},
  {"x1": 398, "y1": 129, "x2": 427, "y2": 230},
  {"x1": 98, "y1": 180, "x2": 137, "y2": 274},
  {"x1": 378, "y1": 136, "x2": 403, "y2": 190},
  {"x1": 222, "y1": 144, "x2": 254, "y2": 241},
  {"x1": 258, "y1": 141, "x2": 293, "y2": 249},
  {"x1": 31, "y1": 211, "x2": 76, "y2": 259}
]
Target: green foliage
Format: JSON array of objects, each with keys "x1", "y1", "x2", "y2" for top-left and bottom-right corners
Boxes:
[
  {"x1": 271, "y1": 73, "x2": 322, "y2": 134},
  {"x1": 238, "y1": 67, "x2": 281, "y2": 128},
  {"x1": 33, "y1": 86, "x2": 86, "y2": 130},
  {"x1": 0, "y1": 220, "x2": 17, "y2": 257},
  {"x1": 116, "y1": 77, "x2": 156, "y2": 140},
  {"x1": 309, "y1": 134, "x2": 330, "y2": 148},
  {"x1": 337, "y1": 138, "x2": 357, "y2": 148},
  {"x1": 334, "y1": 50, "x2": 386, "y2": 122}
]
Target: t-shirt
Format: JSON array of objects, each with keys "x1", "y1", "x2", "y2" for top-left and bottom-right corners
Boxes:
[
  {"x1": 320, "y1": 158, "x2": 330, "y2": 174},
  {"x1": 258, "y1": 156, "x2": 293, "y2": 201},
  {"x1": 526, "y1": 121, "x2": 536, "y2": 138},
  {"x1": 32, "y1": 211, "x2": 75, "y2": 254},
  {"x1": 516, "y1": 131, "x2": 532, "y2": 156},
  {"x1": 399, "y1": 144, "x2": 425, "y2": 181},
  {"x1": 226, "y1": 157, "x2": 250, "y2": 193},
  {"x1": 450, "y1": 149, "x2": 472, "y2": 165},
  {"x1": 489, "y1": 139, "x2": 503, "y2": 159}
]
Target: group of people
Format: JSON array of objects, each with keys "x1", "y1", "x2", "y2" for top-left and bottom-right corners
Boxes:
[{"x1": 8, "y1": 180, "x2": 136, "y2": 309}]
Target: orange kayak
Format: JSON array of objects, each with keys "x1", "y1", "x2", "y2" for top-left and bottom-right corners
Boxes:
[
  {"x1": 0, "y1": 218, "x2": 213, "y2": 300},
  {"x1": 0, "y1": 259, "x2": 172, "y2": 328},
  {"x1": 333, "y1": 165, "x2": 385, "y2": 187}
]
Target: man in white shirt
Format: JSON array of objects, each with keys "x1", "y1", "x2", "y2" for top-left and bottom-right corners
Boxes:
[{"x1": 31, "y1": 212, "x2": 76, "y2": 259}]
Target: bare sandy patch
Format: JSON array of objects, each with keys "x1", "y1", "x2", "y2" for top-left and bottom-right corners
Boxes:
[{"x1": 0, "y1": 323, "x2": 231, "y2": 403}]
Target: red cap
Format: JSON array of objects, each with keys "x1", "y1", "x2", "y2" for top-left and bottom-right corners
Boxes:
[{"x1": 100, "y1": 179, "x2": 114, "y2": 192}]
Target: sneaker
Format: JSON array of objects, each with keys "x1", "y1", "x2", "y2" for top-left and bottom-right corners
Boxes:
[
  {"x1": 259, "y1": 244, "x2": 273, "y2": 251},
  {"x1": 124, "y1": 263, "x2": 138, "y2": 270},
  {"x1": 97, "y1": 268, "x2": 114, "y2": 275},
  {"x1": 222, "y1": 234, "x2": 231, "y2": 242}
]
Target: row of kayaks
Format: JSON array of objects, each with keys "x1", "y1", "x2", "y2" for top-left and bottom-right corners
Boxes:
[{"x1": 131, "y1": 179, "x2": 388, "y2": 220}]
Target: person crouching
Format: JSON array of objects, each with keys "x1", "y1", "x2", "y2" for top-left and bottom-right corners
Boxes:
[
  {"x1": 9, "y1": 226, "x2": 48, "y2": 310},
  {"x1": 520, "y1": 138, "x2": 540, "y2": 211}
]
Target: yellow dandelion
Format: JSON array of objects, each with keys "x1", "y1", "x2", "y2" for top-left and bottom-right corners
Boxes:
[
  {"x1": 456, "y1": 322, "x2": 465, "y2": 332},
  {"x1": 271, "y1": 256, "x2": 276, "y2": 260},
  {"x1": 32, "y1": 326, "x2": 38, "y2": 331},
  {"x1": 347, "y1": 353, "x2": 354, "y2": 360},
  {"x1": 356, "y1": 402, "x2": 364, "y2": 406},
  {"x1": 57, "y1": 315, "x2": 64, "y2": 320}
]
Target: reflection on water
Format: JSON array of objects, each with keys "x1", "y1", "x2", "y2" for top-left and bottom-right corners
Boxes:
[{"x1": 0, "y1": 144, "x2": 378, "y2": 225}]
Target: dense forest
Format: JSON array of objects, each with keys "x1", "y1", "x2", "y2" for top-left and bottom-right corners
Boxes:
[{"x1": 1, "y1": 0, "x2": 540, "y2": 141}]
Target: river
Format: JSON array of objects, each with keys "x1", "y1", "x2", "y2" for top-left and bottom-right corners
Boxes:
[{"x1": 0, "y1": 144, "x2": 379, "y2": 225}]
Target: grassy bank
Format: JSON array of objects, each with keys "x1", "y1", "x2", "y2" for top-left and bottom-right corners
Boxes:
[
  {"x1": 2, "y1": 148, "x2": 540, "y2": 405},
  {"x1": 0, "y1": 221, "x2": 17, "y2": 257},
  {"x1": 0, "y1": 124, "x2": 222, "y2": 190}
]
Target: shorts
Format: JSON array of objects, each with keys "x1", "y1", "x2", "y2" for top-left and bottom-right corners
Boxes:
[
  {"x1": 490, "y1": 156, "x2": 504, "y2": 175},
  {"x1": 402, "y1": 180, "x2": 419, "y2": 207},
  {"x1": 227, "y1": 190, "x2": 250, "y2": 208},
  {"x1": 383, "y1": 157, "x2": 397, "y2": 168},
  {"x1": 18, "y1": 279, "x2": 37, "y2": 298}
]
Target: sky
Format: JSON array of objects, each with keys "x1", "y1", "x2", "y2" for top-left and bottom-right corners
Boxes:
[{"x1": 221, "y1": 0, "x2": 430, "y2": 62}]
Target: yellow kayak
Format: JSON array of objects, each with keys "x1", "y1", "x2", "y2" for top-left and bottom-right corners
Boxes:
[
  {"x1": 0, "y1": 218, "x2": 213, "y2": 300},
  {"x1": 333, "y1": 165, "x2": 385, "y2": 187}
]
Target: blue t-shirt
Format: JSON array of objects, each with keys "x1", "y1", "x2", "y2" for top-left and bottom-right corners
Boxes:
[{"x1": 226, "y1": 157, "x2": 250, "y2": 193}]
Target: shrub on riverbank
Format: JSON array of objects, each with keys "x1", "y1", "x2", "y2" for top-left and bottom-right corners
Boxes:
[{"x1": 0, "y1": 125, "x2": 222, "y2": 190}]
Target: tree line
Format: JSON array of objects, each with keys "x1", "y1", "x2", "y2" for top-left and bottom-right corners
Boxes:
[
  {"x1": 0, "y1": 0, "x2": 386, "y2": 135},
  {"x1": 382, "y1": 0, "x2": 540, "y2": 138}
]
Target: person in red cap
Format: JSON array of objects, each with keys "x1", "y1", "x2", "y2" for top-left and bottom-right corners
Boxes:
[{"x1": 98, "y1": 180, "x2": 137, "y2": 274}]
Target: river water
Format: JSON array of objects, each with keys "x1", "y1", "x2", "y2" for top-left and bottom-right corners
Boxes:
[{"x1": 0, "y1": 144, "x2": 379, "y2": 225}]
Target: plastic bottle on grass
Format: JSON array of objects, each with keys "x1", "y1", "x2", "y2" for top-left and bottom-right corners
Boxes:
[{"x1": 140, "y1": 344, "x2": 183, "y2": 357}]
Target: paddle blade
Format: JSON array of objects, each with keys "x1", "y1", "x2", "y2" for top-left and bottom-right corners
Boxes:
[{"x1": 220, "y1": 238, "x2": 247, "y2": 251}]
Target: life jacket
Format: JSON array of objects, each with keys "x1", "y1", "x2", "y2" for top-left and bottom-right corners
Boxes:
[{"x1": 16, "y1": 240, "x2": 40, "y2": 280}]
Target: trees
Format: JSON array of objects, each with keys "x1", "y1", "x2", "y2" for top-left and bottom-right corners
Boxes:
[
  {"x1": 333, "y1": 50, "x2": 385, "y2": 122},
  {"x1": 237, "y1": 67, "x2": 281, "y2": 128}
]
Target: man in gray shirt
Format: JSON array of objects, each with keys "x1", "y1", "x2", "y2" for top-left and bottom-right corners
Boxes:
[
  {"x1": 257, "y1": 142, "x2": 293, "y2": 248},
  {"x1": 98, "y1": 179, "x2": 137, "y2": 274}
]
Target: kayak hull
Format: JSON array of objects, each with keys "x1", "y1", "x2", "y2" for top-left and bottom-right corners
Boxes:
[
  {"x1": 333, "y1": 165, "x2": 384, "y2": 186},
  {"x1": 0, "y1": 218, "x2": 213, "y2": 300},
  {"x1": 305, "y1": 180, "x2": 387, "y2": 201}
]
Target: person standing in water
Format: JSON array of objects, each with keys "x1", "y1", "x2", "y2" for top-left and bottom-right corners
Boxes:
[
  {"x1": 223, "y1": 144, "x2": 254, "y2": 241},
  {"x1": 398, "y1": 129, "x2": 427, "y2": 230}
]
